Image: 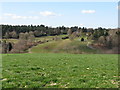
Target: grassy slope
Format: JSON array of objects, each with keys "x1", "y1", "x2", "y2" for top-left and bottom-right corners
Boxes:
[
  {"x1": 35, "y1": 35, "x2": 67, "y2": 42},
  {"x1": 2, "y1": 39, "x2": 18, "y2": 43},
  {"x1": 2, "y1": 35, "x2": 67, "y2": 43},
  {"x1": 2, "y1": 53, "x2": 118, "y2": 88},
  {"x1": 31, "y1": 39, "x2": 98, "y2": 54}
]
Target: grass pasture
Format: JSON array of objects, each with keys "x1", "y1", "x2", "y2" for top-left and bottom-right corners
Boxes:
[{"x1": 2, "y1": 53, "x2": 118, "y2": 88}]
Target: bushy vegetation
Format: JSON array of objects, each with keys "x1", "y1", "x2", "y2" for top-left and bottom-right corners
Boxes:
[
  {"x1": 96, "y1": 29, "x2": 120, "y2": 53},
  {"x1": 1, "y1": 31, "x2": 36, "y2": 53},
  {"x1": 2, "y1": 24, "x2": 119, "y2": 54},
  {"x1": 2, "y1": 24, "x2": 109, "y2": 40},
  {"x1": 2, "y1": 24, "x2": 68, "y2": 39},
  {"x1": 2, "y1": 53, "x2": 118, "y2": 88}
]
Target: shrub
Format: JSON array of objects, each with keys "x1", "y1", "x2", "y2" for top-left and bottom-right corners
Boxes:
[
  {"x1": 98, "y1": 36, "x2": 106, "y2": 45},
  {"x1": 53, "y1": 35, "x2": 61, "y2": 41},
  {"x1": 2, "y1": 41, "x2": 13, "y2": 53},
  {"x1": 67, "y1": 29, "x2": 72, "y2": 37},
  {"x1": 69, "y1": 32, "x2": 77, "y2": 40},
  {"x1": 11, "y1": 40, "x2": 28, "y2": 53},
  {"x1": 81, "y1": 38, "x2": 84, "y2": 41}
]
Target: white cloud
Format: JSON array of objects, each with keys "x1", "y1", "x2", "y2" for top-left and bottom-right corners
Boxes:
[
  {"x1": 2, "y1": 11, "x2": 61, "y2": 20},
  {"x1": 12, "y1": 15, "x2": 39, "y2": 19},
  {"x1": 40, "y1": 11, "x2": 55, "y2": 16},
  {"x1": 3, "y1": 13, "x2": 39, "y2": 19},
  {"x1": 12, "y1": 15, "x2": 26, "y2": 19},
  {"x1": 81, "y1": 10, "x2": 96, "y2": 14},
  {"x1": 80, "y1": 24, "x2": 84, "y2": 26},
  {"x1": 40, "y1": 11, "x2": 60, "y2": 16}
]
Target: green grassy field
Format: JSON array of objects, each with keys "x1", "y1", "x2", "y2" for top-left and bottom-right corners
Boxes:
[{"x1": 2, "y1": 53, "x2": 118, "y2": 88}]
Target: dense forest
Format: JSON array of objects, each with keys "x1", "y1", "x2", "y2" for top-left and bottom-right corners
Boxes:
[{"x1": 2, "y1": 24, "x2": 109, "y2": 39}]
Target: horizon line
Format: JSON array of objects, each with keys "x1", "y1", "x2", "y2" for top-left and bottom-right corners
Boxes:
[{"x1": 0, "y1": 24, "x2": 118, "y2": 29}]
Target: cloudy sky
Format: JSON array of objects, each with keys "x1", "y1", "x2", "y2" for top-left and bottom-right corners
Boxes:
[{"x1": 0, "y1": 2, "x2": 118, "y2": 28}]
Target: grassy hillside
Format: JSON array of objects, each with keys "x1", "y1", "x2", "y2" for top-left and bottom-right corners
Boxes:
[
  {"x1": 30, "y1": 39, "x2": 99, "y2": 54},
  {"x1": 35, "y1": 35, "x2": 67, "y2": 41},
  {"x1": 2, "y1": 53, "x2": 118, "y2": 88},
  {"x1": 2, "y1": 35, "x2": 67, "y2": 43},
  {"x1": 2, "y1": 39, "x2": 18, "y2": 43}
]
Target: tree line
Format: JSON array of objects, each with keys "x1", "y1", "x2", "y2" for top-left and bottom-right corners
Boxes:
[
  {"x1": 1, "y1": 24, "x2": 119, "y2": 54},
  {"x1": 2, "y1": 24, "x2": 109, "y2": 39}
]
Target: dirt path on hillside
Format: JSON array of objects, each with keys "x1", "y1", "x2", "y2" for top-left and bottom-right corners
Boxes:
[
  {"x1": 28, "y1": 48, "x2": 32, "y2": 53},
  {"x1": 28, "y1": 40, "x2": 52, "y2": 53},
  {"x1": 87, "y1": 42, "x2": 95, "y2": 50}
]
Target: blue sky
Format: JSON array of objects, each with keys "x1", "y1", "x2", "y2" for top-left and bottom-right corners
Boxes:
[{"x1": 0, "y1": 2, "x2": 118, "y2": 28}]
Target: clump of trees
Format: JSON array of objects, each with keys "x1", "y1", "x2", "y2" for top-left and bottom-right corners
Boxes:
[
  {"x1": 98, "y1": 36, "x2": 106, "y2": 45},
  {"x1": 2, "y1": 40, "x2": 13, "y2": 53},
  {"x1": 4, "y1": 31, "x2": 18, "y2": 39},
  {"x1": 97, "y1": 29, "x2": 120, "y2": 53},
  {"x1": 66, "y1": 27, "x2": 109, "y2": 41},
  {"x1": 67, "y1": 28, "x2": 81, "y2": 40},
  {"x1": 11, "y1": 31, "x2": 35, "y2": 53},
  {"x1": 2, "y1": 24, "x2": 110, "y2": 40},
  {"x1": 2, "y1": 25, "x2": 68, "y2": 38},
  {"x1": 69, "y1": 32, "x2": 77, "y2": 40},
  {"x1": 2, "y1": 24, "x2": 119, "y2": 54},
  {"x1": 2, "y1": 31, "x2": 37, "y2": 53}
]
